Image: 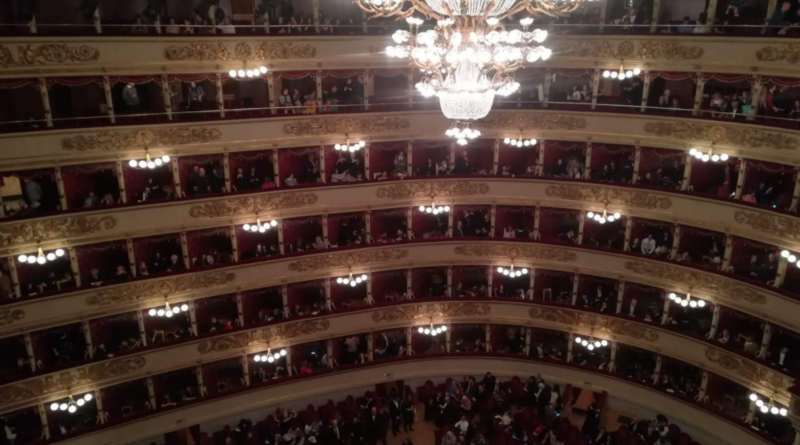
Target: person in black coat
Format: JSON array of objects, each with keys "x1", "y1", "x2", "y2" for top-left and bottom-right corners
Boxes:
[
  {"x1": 388, "y1": 396, "x2": 402, "y2": 436},
  {"x1": 401, "y1": 394, "x2": 415, "y2": 432},
  {"x1": 322, "y1": 418, "x2": 346, "y2": 445},
  {"x1": 364, "y1": 407, "x2": 384, "y2": 445}
]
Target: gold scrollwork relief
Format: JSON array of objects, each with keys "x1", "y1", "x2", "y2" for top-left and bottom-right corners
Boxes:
[
  {"x1": 61, "y1": 127, "x2": 222, "y2": 151},
  {"x1": 371, "y1": 303, "x2": 491, "y2": 322},
  {"x1": 85, "y1": 272, "x2": 236, "y2": 306},
  {"x1": 705, "y1": 348, "x2": 790, "y2": 392},
  {"x1": 0, "y1": 44, "x2": 100, "y2": 66},
  {"x1": 544, "y1": 184, "x2": 672, "y2": 210},
  {"x1": 624, "y1": 261, "x2": 767, "y2": 304},
  {"x1": 756, "y1": 44, "x2": 800, "y2": 64},
  {"x1": 188, "y1": 193, "x2": 318, "y2": 218},
  {"x1": 643, "y1": 121, "x2": 799, "y2": 151},
  {"x1": 0, "y1": 357, "x2": 145, "y2": 405},
  {"x1": 734, "y1": 211, "x2": 800, "y2": 242},
  {"x1": 0, "y1": 308, "x2": 25, "y2": 327},
  {"x1": 197, "y1": 319, "x2": 330, "y2": 354},
  {"x1": 287, "y1": 249, "x2": 408, "y2": 273},
  {"x1": 376, "y1": 181, "x2": 490, "y2": 200},
  {"x1": 478, "y1": 113, "x2": 587, "y2": 131},
  {"x1": 553, "y1": 40, "x2": 703, "y2": 60},
  {"x1": 528, "y1": 307, "x2": 658, "y2": 342},
  {"x1": 163, "y1": 42, "x2": 316, "y2": 61},
  {"x1": 282, "y1": 116, "x2": 410, "y2": 136},
  {"x1": 0, "y1": 215, "x2": 117, "y2": 249},
  {"x1": 454, "y1": 243, "x2": 577, "y2": 263}
]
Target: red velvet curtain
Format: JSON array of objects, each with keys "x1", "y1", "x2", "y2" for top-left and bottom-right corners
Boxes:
[
  {"x1": 742, "y1": 160, "x2": 797, "y2": 208},
  {"x1": 278, "y1": 147, "x2": 319, "y2": 185},
  {"x1": 15, "y1": 256, "x2": 72, "y2": 296},
  {"x1": 229, "y1": 150, "x2": 275, "y2": 191},
  {"x1": 411, "y1": 211, "x2": 448, "y2": 240},
  {"x1": 0, "y1": 82, "x2": 45, "y2": 125},
  {"x1": 494, "y1": 206, "x2": 533, "y2": 238},
  {"x1": 122, "y1": 162, "x2": 175, "y2": 204},
  {"x1": 371, "y1": 70, "x2": 408, "y2": 110},
  {"x1": 690, "y1": 158, "x2": 740, "y2": 197},
  {"x1": 185, "y1": 228, "x2": 233, "y2": 267},
  {"x1": 497, "y1": 143, "x2": 539, "y2": 176},
  {"x1": 450, "y1": 324, "x2": 484, "y2": 345},
  {"x1": 287, "y1": 280, "x2": 325, "y2": 310},
  {"x1": 100, "y1": 379, "x2": 149, "y2": 418},
  {"x1": 47, "y1": 79, "x2": 106, "y2": 120},
  {"x1": 370, "y1": 270, "x2": 406, "y2": 301},
  {"x1": 152, "y1": 368, "x2": 197, "y2": 403},
  {"x1": 538, "y1": 208, "x2": 579, "y2": 243},
  {"x1": 676, "y1": 227, "x2": 724, "y2": 267},
  {"x1": 460, "y1": 140, "x2": 494, "y2": 174},
  {"x1": 492, "y1": 270, "x2": 530, "y2": 295},
  {"x1": 582, "y1": 216, "x2": 626, "y2": 249},
  {"x1": 575, "y1": 274, "x2": 616, "y2": 300},
  {"x1": 452, "y1": 205, "x2": 491, "y2": 237},
  {"x1": 637, "y1": 147, "x2": 685, "y2": 185},
  {"x1": 194, "y1": 294, "x2": 238, "y2": 332},
  {"x1": 730, "y1": 237, "x2": 778, "y2": 282},
  {"x1": 237, "y1": 226, "x2": 279, "y2": 260},
  {"x1": 412, "y1": 141, "x2": 450, "y2": 176},
  {"x1": 452, "y1": 266, "x2": 488, "y2": 294},
  {"x1": 282, "y1": 216, "x2": 323, "y2": 249},
  {"x1": 590, "y1": 144, "x2": 635, "y2": 182},
  {"x1": 327, "y1": 212, "x2": 365, "y2": 247},
  {"x1": 622, "y1": 282, "x2": 661, "y2": 314},
  {"x1": 543, "y1": 141, "x2": 586, "y2": 177},
  {"x1": 132, "y1": 234, "x2": 181, "y2": 274},
  {"x1": 61, "y1": 163, "x2": 120, "y2": 208},
  {"x1": 370, "y1": 209, "x2": 407, "y2": 243},
  {"x1": 178, "y1": 154, "x2": 224, "y2": 196},
  {"x1": 411, "y1": 267, "x2": 446, "y2": 298},
  {"x1": 532, "y1": 270, "x2": 573, "y2": 301},
  {"x1": 329, "y1": 280, "x2": 365, "y2": 306},
  {"x1": 369, "y1": 142, "x2": 407, "y2": 178},
  {"x1": 242, "y1": 287, "x2": 283, "y2": 324},
  {"x1": 630, "y1": 217, "x2": 673, "y2": 247},
  {"x1": 76, "y1": 241, "x2": 129, "y2": 281},
  {"x1": 89, "y1": 312, "x2": 139, "y2": 350}
]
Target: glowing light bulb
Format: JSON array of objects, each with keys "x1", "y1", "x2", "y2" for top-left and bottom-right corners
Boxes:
[
  {"x1": 697, "y1": 300, "x2": 706, "y2": 308},
  {"x1": 26, "y1": 255, "x2": 36, "y2": 264},
  {"x1": 50, "y1": 402, "x2": 59, "y2": 411},
  {"x1": 149, "y1": 308, "x2": 157, "y2": 316},
  {"x1": 587, "y1": 212, "x2": 595, "y2": 219},
  {"x1": 780, "y1": 408, "x2": 788, "y2": 416},
  {"x1": 760, "y1": 405, "x2": 769, "y2": 413},
  {"x1": 254, "y1": 355, "x2": 261, "y2": 362},
  {"x1": 129, "y1": 159, "x2": 138, "y2": 167},
  {"x1": 229, "y1": 70, "x2": 237, "y2": 77},
  {"x1": 750, "y1": 393, "x2": 759, "y2": 402},
  {"x1": 441, "y1": 326, "x2": 447, "y2": 332},
  {"x1": 259, "y1": 66, "x2": 268, "y2": 74},
  {"x1": 350, "y1": 281, "x2": 357, "y2": 287},
  {"x1": 68, "y1": 405, "x2": 77, "y2": 413},
  {"x1": 424, "y1": 328, "x2": 430, "y2": 335},
  {"x1": 161, "y1": 155, "x2": 171, "y2": 163},
  {"x1": 669, "y1": 293, "x2": 676, "y2": 300},
  {"x1": 36, "y1": 256, "x2": 46, "y2": 265},
  {"x1": 770, "y1": 406, "x2": 779, "y2": 415},
  {"x1": 181, "y1": 304, "x2": 188, "y2": 311},
  {"x1": 76, "y1": 398, "x2": 85, "y2": 407},
  {"x1": 789, "y1": 255, "x2": 797, "y2": 263},
  {"x1": 601, "y1": 340, "x2": 608, "y2": 346},
  {"x1": 154, "y1": 158, "x2": 163, "y2": 166},
  {"x1": 59, "y1": 403, "x2": 68, "y2": 411},
  {"x1": 157, "y1": 309, "x2": 165, "y2": 316},
  {"x1": 587, "y1": 344, "x2": 595, "y2": 351},
  {"x1": 280, "y1": 349, "x2": 287, "y2": 356},
  {"x1": 267, "y1": 355, "x2": 275, "y2": 363},
  {"x1": 17, "y1": 254, "x2": 26, "y2": 262},
  {"x1": 418, "y1": 327, "x2": 424, "y2": 333}
]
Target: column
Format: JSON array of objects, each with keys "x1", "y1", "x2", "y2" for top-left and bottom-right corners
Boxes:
[
  {"x1": 486, "y1": 267, "x2": 493, "y2": 294},
  {"x1": 136, "y1": 310, "x2": 148, "y2": 347},
  {"x1": 708, "y1": 304, "x2": 721, "y2": 338},
  {"x1": 533, "y1": 207, "x2": 541, "y2": 240},
  {"x1": 616, "y1": 281, "x2": 625, "y2": 314},
  {"x1": 571, "y1": 273, "x2": 579, "y2": 306},
  {"x1": 29, "y1": 15, "x2": 37, "y2": 34},
  {"x1": 671, "y1": 225, "x2": 681, "y2": 259},
  {"x1": 524, "y1": 328, "x2": 531, "y2": 355},
  {"x1": 623, "y1": 217, "x2": 633, "y2": 251},
  {"x1": 749, "y1": 77, "x2": 764, "y2": 121},
  {"x1": 126, "y1": 239, "x2": 136, "y2": 277},
  {"x1": 235, "y1": 292, "x2": 245, "y2": 327},
  {"x1": 407, "y1": 141, "x2": 414, "y2": 176},
  {"x1": 222, "y1": 153, "x2": 231, "y2": 192},
  {"x1": 584, "y1": 142, "x2": 593, "y2": 179},
  {"x1": 315, "y1": 71, "x2": 323, "y2": 103},
  {"x1": 734, "y1": 159, "x2": 747, "y2": 199},
  {"x1": 484, "y1": 325, "x2": 491, "y2": 352},
  {"x1": 93, "y1": 6, "x2": 101, "y2": 34},
  {"x1": 577, "y1": 211, "x2": 585, "y2": 245},
  {"x1": 591, "y1": 70, "x2": 600, "y2": 110},
  {"x1": 215, "y1": 74, "x2": 225, "y2": 118},
  {"x1": 54, "y1": 167, "x2": 68, "y2": 210},
  {"x1": 320, "y1": 146, "x2": 329, "y2": 181},
  {"x1": 281, "y1": 285, "x2": 290, "y2": 315},
  {"x1": 650, "y1": 0, "x2": 661, "y2": 33},
  {"x1": 449, "y1": 141, "x2": 456, "y2": 165},
  {"x1": 365, "y1": 211, "x2": 372, "y2": 244},
  {"x1": 8, "y1": 257, "x2": 21, "y2": 299},
  {"x1": 406, "y1": 208, "x2": 413, "y2": 239},
  {"x1": 363, "y1": 71, "x2": 370, "y2": 111},
  {"x1": 362, "y1": 144, "x2": 369, "y2": 180},
  {"x1": 775, "y1": 255, "x2": 789, "y2": 288},
  {"x1": 267, "y1": 73, "x2": 277, "y2": 115},
  {"x1": 324, "y1": 279, "x2": 332, "y2": 310},
  {"x1": 230, "y1": 225, "x2": 239, "y2": 262},
  {"x1": 188, "y1": 301, "x2": 198, "y2": 336},
  {"x1": 542, "y1": 69, "x2": 552, "y2": 108},
  {"x1": 653, "y1": 355, "x2": 662, "y2": 385},
  {"x1": 631, "y1": 146, "x2": 642, "y2": 184},
  {"x1": 68, "y1": 247, "x2": 81, "y2": 287},
  {"x1": 706, "y1": 0, "x2": 719, "y2": 31},
  {"x1": 327, "y1": 340, "x2": 335, "y2": 366},
  {"x1": 492, "y1": 139, "x2": 500, "y2": 174},
  {"x1": 680, "y1": 152, "x2": 693, "y2": 191},
  {"x1": 537, "y1": 141, "x2": 545, "y2": 176},
  {"x1": 407, "y1": 69, "x2": 414, "y2": 109},
  {"x1": 767, "y1": 0, "x2": 779, "y2": 21},
  {"x1": 744, "y1": 400, "x2": 757, "y2": 425},
  {"x1": 567, "y1": 333, "x2": 574, "y2": 362},
  {"x1": 721, "y1": 234, "x2": 734, "y2": 271},
  {"x1": 180, "y1": 232, "x2": 190, "y2": 269},
  {"x1": 445, "y1": 326, "x2": 451, "y2": 352},
  {"x1": 366, "y1": 272, "x2": 373, "y2": 305},
  {"x1": 195, "y1": 366, "x2": 206, "y2": 397},
  {"x1": 312, "y1": 0, "x2": 320, "y2": 33},
  {"x1": 609, "y1": 341, "x2": 617, "y2": 371},
  {"x1": 490, "y1": 205, "x2": 497, "y2": 237},
  {"x1": 759, "y1": 323, "x2": 772, "y2": 359},
  {"x1": 102, "y1": 76, "x2": 115, "y2": 123},
  {"x1": 39, "y1": 78, "x2": 53, "y2": 128},
  {"x1": 661, "y1": 291, "x2": 670, "y2": 324},
  {"x1": 362, "y1": 11, "x2": 368, "y2": 33},
  {"x1": 447, "y1": 210, "x2": 454, "y2": 237},
  {"x1": 94, "y1": 389, "x2": 106, "y2": 424},
  {"x1": 241, "y1": 355, "x2": 250, "y2": 386},
  {"x1": 23, "y1": 334, "x2": 36, "y2": 372},
  {"x1": 406, "y1": 269, "x2": 413, "y2": 295},
  {"x1": 598, "y1": 0, "x2": 609, "y2": 32},
  {"x1": 272, "y1": 150, "x2": 280, "y2": 187},
  {"x1": 278, "y1": 221, "x2": 285, "y2": 255},
  {"x1": 114, "y1": 161, "x2": 127, "y2": 203},
  {"x1": 160, "y1": 75, "x2": 172, "y2": 120},
  {"x1": 82, "y1": 321, "x2": 93, "y2": 359},
  {"x1": 322, "y1": 214, "x2": 329, "y2": 245},
  {"x1": 446, "y1": 266, "x2": 453, "y2": 297},
  {"x1": 38, "y1": 404, "x2": 50, "y2": 440},
  {"x1": 168, "y1": 156, "x2": 182, "y2": 197},
  {"x1": 789, "y1": 169, "x2": 800, "y2": 211},
  {"x1": 692, "y1": 74, "x2": 707, "y2": 117},
  {"x1": 367, "y1": 334, "x2": 374, "y2": 361},
  {"x1": 696, "y1": 371, "x2": 709, "y2": 401},
  {"x1": 146, "y1": 377, "x2": 157, "y2": 409},
  {"x1": 640, "y1": 72, "x2": 652, "y2": 112},
  {"x1": 528, "y1": 269, "x2": 535, "y2": 299}
]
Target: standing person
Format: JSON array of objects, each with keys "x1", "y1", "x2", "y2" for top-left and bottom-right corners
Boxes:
[
  {"x1": 389, "y1": 396, "x2": 401, "y2": 437},
  {"x1": 122, "y1": 82, "x2": 141, "y2": 114},
  {"x1": 22, "y1": 177, "x2": 43, "y2": 209},
  {"x1": 187, "y1": 82, "x2": 205, "y2": 112},
  {"x1": 401, "y1": 394, "x2": 415, "y2": 432}
]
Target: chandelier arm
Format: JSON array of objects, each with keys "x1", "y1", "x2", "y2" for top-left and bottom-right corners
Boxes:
[
  {"x1": 480, "y1": 0, "x2": 502, "y2": 21},
  {"x1": 529, "y1": 0, "x2": 585, "y2": 17},
  {"x1": 407, "y1": 0, "x2": 444, "y2": 21}
]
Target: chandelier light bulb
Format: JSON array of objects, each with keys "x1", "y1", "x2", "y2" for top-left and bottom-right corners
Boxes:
[
  {"x1": 254, "y1": 355, "x2": 261, "y2": 362},
  {"x1": 157, "y1": 309, "x2": 165, "y2": 316},
  {"x1": 148, "y1": 308, "x2": 157, "y2": 316},
  {"x1": 771, "y1": 406, "x2": 779, "y2": 415},
  {"x1": 424, "y1": 328, "x2": 431, "y2": 335},
  {"x1": 229, "y1": 70, "x2": 237, "y2": 77},
  {"x1": 689, "y1": 301, "x2": 697, "y2": 308},
  {"x1": 267, "y1": 355, "x2": 275, "y2": 363},
  {"x1": 59, "y1": 403, "x2": 68, "y2": 411},
  {"x1": 750, "y1": 393, "x2": 759, "y2": 402},
  {"x1": 782, "y1": 250, "x2": 790, "y2": 258},
  {"x1": 697, "y1": 300, "x2": 706, "y2": 308},
  {"x1": 789, "y1": 255, "x2": 797, "y2": 263},
  {"x1": 601, "y1": 340, "x2": 608, "y2": 346},
  {"x1": 669, "y1": 293, "x2": 676, "y2": 300},
  {"x1": 181, "y1": 304, "x2": 188, "y2": 311},
  {"x1": 418, "y1": 327, "x2": 424, "y2": 333},
  {"x1": 280, "y1": 349, "x2": 287, "y2": 356},
  {"x1": 161, "y1": 155, "x2": 171, "y2": 163},
  {"x1": 83, "y1": 393, "x2": 93, "y2": 401},
  {"x1": 680, "y1": 300, "x2": 689, "y2": 307},
  {"x1": 76, "y1": 398, "x2": 85, "y2": 407},
  {"x1": 237, "y1": 70, "x2": 245, "y2": 77},
  {"x1": 128, "y1": 159, "x2": 137, "y2": 167},
  {"x1": 581, "y1": 340, "x2": 588, "y2": 347},
  {"x1": 587, "y1": 344, "x2": 595, "y2": 351},
  {"x1": 36, "y1": 256, "x2": 46, "y2": 265},
  {"x1": 780, "y1": 408, "x2": 788, "y2": 416},
  {"x1": 760, "y1": 405, "x2": 769, "y2": 413},
  {"x1": 50, "y1": 402, "x2": 59, "y2": 411},
  {"x1": 575, "y1": 337, "x2": 582, "y2": 343},
  {"x1": 68, "y1": 405, "x2": 77, "y2": 413},
  {"x1": 350, "y1": 281, "x2": 357, "y2": 287}
]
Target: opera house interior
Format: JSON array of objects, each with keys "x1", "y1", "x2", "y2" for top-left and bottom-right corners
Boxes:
[{"x1": 6, "y1": 0, "x2": 800, "y2": 445}]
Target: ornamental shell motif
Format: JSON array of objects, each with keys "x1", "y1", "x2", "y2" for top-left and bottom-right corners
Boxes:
[
  {"x1": 86, "y1": 272, "x2": 236, "y2": 306},
  {"x1": 163, "y1": 42, "x2": 316, "y2": 61},
  {"x1": 0, "y1": 215, "x2": 117, "y2": 248},
  {"x1": 376, "y1": 181, "x2": 490, "y2": 200},
  {"x1": 528, "y1": 307, "x2": 658, "y2": 342},
  {"x1": 287, "y1": 248, "x2": 408, "y2": 272},
  {"x1": 371, "y1": 303, "x2": 491, "y2": 322},
  {"x1": 188, "y1": 193, "x2": 318, "y2": 218},
  {"x1": 544, "y1": 184, "x2": 672, "y2": 210},
  {"x1": 454, "y1": 244, "x2": 577, "y2": 262}
]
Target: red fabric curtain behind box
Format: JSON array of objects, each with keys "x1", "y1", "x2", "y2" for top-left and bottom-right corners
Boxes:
[
  {"x1": 229, "y1": 150, "x2": 275, "y2": 191},
  {"x1": 132, "y1": 234, "x2": 182, "y2": 274},
  {"x1": 283, "y1": 216, "x2": 323, "y2": 249},
  {"x1": 637, "y1": 147, "x2": 685, "y2": 186},
  {"x1": 497, "y1": 143, "x2": 539, "y2": 176},
  {"x1": 194, "y1": 294, "x2": 238, "y2": 332},
  {"x1": 122, "y1": 162, "x2": 175, "y2": 203},
  {"x1": 730, "y1": 237, "x2": 778, "y2": 281},
  {"x1": 629, "y1": 217, "x2": 673, "y2": 248},
  {"x1": 369, "y1": 141, "x2": 407, "y2": 178},
  {"x1": 237, "y1": 226, "x2": 279, "y2": 260},
  {"x1": 242, "y1": 287, "x2": 283, "y2": 324},
  {"x1": 589, "y1": 144, "x2": 635, "y2": 182},
  {"x1": 279, "y1": 147, "x2": 319, "y2": 185},
  {"x1": 459, "y1": 140, "x2": 494, "y2": 174},
  {"x1": 492, "y1": 270, "x2": 529, "y2": 295},
  {"x1": 370, "y1": 270, "x2": 406, "y2": 300},
  {"x1": 412, "y1": 141, "x2": 450, "y2": 176},
  {"x1": 330, "y1": 280, "x2": 366, "y2": 306},
  {"x1": 370, "y1": 209, "x2": 407, "y2": 242},
  {"x1": 412, "y1": 267, "x2": 446, "y2": 298},
  {"x1": 15, "y1": 256, "x2": 72, "y2": 296},
  {"x1": 742, "y1": 160, "x2": 797, "y2": 208},
  {"x1": 61, "y1": 163, "x2": 119, "y2": 208},
  {"x1": 90, "y1": 312, "x2": 139, "y2": 349},
  {"x1": 101, "y1": 379, "x2": 149, "y2": 417},
  {"x1": 676, "y1": 226, "x2": 724, "y2": 266},
  {"x1": 76, "y1": 241, "x2": 130, "y2": 280},
  {"x1": 178, "y1": 154, "x2": 224, "y2": 196},
  {"x1": 412, "y1": 211, "x2": 448, "y2": 240},
  {"x1": 328, "y1": 213, "x2": 365, "y2": 247},
  {"x1": 689, "y1": 158, "x2": 739, "y2": 197},
  {"x1": 538, "y1": 208, "x2": 579, "y2": 243},
  {"x1": 494, "y1": 206, "x2": 533, "y2": 238},
  {"x1": 543, "y1": 141, "x2": 586, "y2": 177},
  {"x1": 452, "y1": 266, "x2": 488, "y2": 293},
  {"x1": 532, "y1": 269, "x2": 573, "y2": 301},
  {"x1": 582, "y1": 216, "x2": 626, "y2": 249},
  {"x1": 371, "y1": 70, "x2": 408, "y2": 110},
  {"x1": 185, "y1": 228, "x2": 233, "y2": 267},
  {"x1": 452, "y1": 205, "x2": 491, "y2": 237}
]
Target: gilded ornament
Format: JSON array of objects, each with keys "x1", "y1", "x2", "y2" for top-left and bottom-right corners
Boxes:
[
  {"x1": 188, "y1": 193, "x2": 318, "y2": 218},
  {"x1": 0, "y1": 44, "x2": 99, "y2": 66},
  {"x1": 164, "y1": 42, "x2": 316, "y2": 61},
  {"x1": 0, "y1": 46, "x2": 12, "y2": 65},
  {"x1": 287, "y1": 249, "x2": 408, "y2": 272},
  {"x1": 478, "y1": 113, "x2": 587, "y2": 131},
  {"x1": 282, "y1": 116, "x2": 410, "y2": 136},
  {"x1": 0, "y1": 215, "x2": 117, "y2": 248},
  {"x1": 197, "y1": 319, "x2": 330, "y2": 354},
  {"x1": 624, "y1": 261, "x2": 767, "y2": 304},
  {"x1": 371, "y1": 303, "x2": 491, "y2": 322},
  {"x1": 756, "y1": 44, "x2": 800, "y2": 64},
  {"x1": 86, "y1": 272, "x2": 236, "y2": 306},
  {"x1": 636, "y1": 42, "x2": 704, "y2": 60},
  {"x1": 544, "y1": 184, "x2": 672, "y2": 210},
  {"x1": 643, "y1": 122, "x2": 798, "y2": 151},
  {"x1": 454, "y1": 244, "x2": 577, "y2": 262},
  {"x1": 256, "y1": 42, "x2": 317, "y2": 59},
  {"x1": 734, "y1": 211, "x2": 800, "y2": 242},
  {"x1": 706, "y1": 348, "x2": 789, "y2": 392},
  {"x1": 0, "y1": 309, "x2": 25, "y2": 327},
  {"x1": 61, "y1": 127, "x2": 222, "y2": 151},
  {"x1": 529, "y1": 307, "x2": 658, "y2": 342},
  {"x1": 376, "y1": 181, "x2": 490, "y2": 200}
]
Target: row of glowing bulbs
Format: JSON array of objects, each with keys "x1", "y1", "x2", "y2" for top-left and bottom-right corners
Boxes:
[
  {"x1": 496, "y1": 266, "x2": 529, "y2": 278},
  {"x1": 748, "y1": 393, "x2": 788, "y2": 416},
  {"x1": 18, "y1": 247, "x2": 65, "y2": 265},
  {"x1": 243, "y1": 219, "x2": 278, "y2": 233},
  {"x1": 229, "y1": 66, "x2": 268, "y2": 79},
  {"x1": 575, "y1": 336, "x2": 608, "y2": 351},
  {"x1": 254, "y1": 349, "x2": 287, "y2": 363},
  {"x1": 603, "y1": 67, "x2": 641, "y2": 80},
  {"x1": 689, "y1": 148, "x2": 729, "y2": 163},
  {"x1": 50, "y1": 393, "x2": 93, "y2": 413},
  {"x1": 334, "y1": 141, "x2": 366, "y2": 152},
  {"x1": 668, "y1": 292, "x2": 706, "y2": 308},
  {"x1": 419, "y1": 202, "x2": 450, "y2": 214},
  {"x1": 780, "y1": 250, "x2": 800, "y2": 268},
  {"x1": 418, "y1": 325, "x2": 447, "y2": 336},
  {"x1": 504, "y1": 137, "x2": 537, "y2": 148},
  {"x1": 336, "y1": 273, "x2": 369, "y2": 287},
  {"x1": 128, "y1": 154, "x2": 171, "y2": 169},
  {"x1": 148, "y1": 302, "x2": 189, "y2": 318},
  {"x1": 587, "y1": 210, "x2": 621, "y2": 224},
  {"x1": 445, "y1": 126, "x2": 482, "y2": 146}
]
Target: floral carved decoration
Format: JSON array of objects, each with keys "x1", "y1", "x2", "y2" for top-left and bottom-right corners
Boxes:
[
  {"x1": 287, "y1": 249, "x2": 408, "y2": 273},
  {"x1": 734, "y1": 211, "x2": 800, "y2": 242},
  {"x1": 188, "y1": 193, "x2": 318, "y2": 218},
  {"x1": 544, "y1": 185, "x2": 672, "y2": 210},
  {"x1": 636, "y1": 42, "x2": 704, "y2": 60},
  {"x1": 0, "y1": 216, "x2": 117, "y2": 249},
  {"x1": 197, "y1": 319, "x2": 330, "y2": 354},
  {"x1": 371, "y1": 303, "x2": 491, "y2": 322},
  {"x1": 454, "y1": 244, "x2": 577, "y2": 263},
  {"x1": 85, "y1": 272, "x2": 236, "y2": 306},
  {"x1": 0, "y1": 44, "x2": 100, "y2": 66},
  {"x1": 282, "y1": 116, "x2": 410, "y2": 136},
  {"x1": 163, "y1": 42, "x2": 316, "y2": 61},
  {"x1": 61, "y1": 127, "x2": 222, "y2": 151},
  {"x1": 478, "y1": 113, "x2": 587, "y2": 131},
  {"x1": 706, "y1": 349, "x2": 790, "y2": 393},
  {"x1": 0, "y1": 357, "x2": 145, "y2": 405},
  {"x1": 0, "y1": 309, "x2": 25, "y2": 327},
  {"x1": 376, "y1": 181, "x2": 490, "y2": 200},
  {"x1": 528, "y1": 307, "x2": 658, "y2": 342},
  {"x1": 624, "y1": 261, "x2": 767, "y2": 305},
  {"x1": 756, "y1": 44, "x2": 800, "y2": 64},
  {"x1": 552, "y1": 40, "x2": 703, "y2": 60},
  {"x1": 643, "y1": 122, "x2": 799, "y2": 151}
]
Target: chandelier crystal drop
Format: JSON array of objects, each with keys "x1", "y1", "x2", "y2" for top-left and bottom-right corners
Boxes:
[
  {"x1": 229, "y1": 66, "x2": 267, "y2": 79},
  {"x1": 496, "y1": 265, "x2": 528, "y2": 278},
  {"x1": 418, "y1": 324, "x2": 448, "y2": 336},
  {"x1": 336, "y1": 272, "x2": 368, "y2": 287},
  {"x1": 129, "y1": 152, "x2": 171, "y2": 169},
  {"x1": 243, "y1": 218, "x2": 278, "y2": 234},
  {"x1": 148, "y1": 302, "x2": 189, "y2": 318},
  {"x1": 574, "y1": 336, "x2": 608, "y2": 351},
  {"x1": 254, "y1": 348, "x2": 286, "y2": 363},
  {"x1": 668, "y1": 292, "x2": 706, "y2": 309},
  {"x1": 689, "y1": 147, "x2": 729, "y2": 163},
  {"x1": 18, "y1": 247, "x2": 65, "y2": 265}
]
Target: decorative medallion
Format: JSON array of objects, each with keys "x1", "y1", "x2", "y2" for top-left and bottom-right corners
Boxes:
[
  {"x1": 528, "y1": 307, "x2": 658, "y2": 342},
  {"x1": 0, "y1": 216, "x2": 117, "y2": 248},
  {"x1": 0, "y1": 308, "x2": 25, "y2": 327},
  {"x1": 706, "y1": 348, "x2": 790, "y2": 392},
  {"x1": 624, "y1": 261, "x2": 767, "y2": 305},
  {"x1": 544, "y1": 185, "x2": 672, "y2": 210},
  {"x1": 454, "y1": 244, "x2": 577, "y2": 263},
  {"x1": 85, "y1": 272, "x2": 236, "y2": 306},
  {"x1": 0, "y1": 357, "x2": 145, "y2": 405},
  {"x1": 0, "y1": 44, "x2": 100, "y2": 66},
  {"x1": 189, "y1": 193, "x2": 318, "y2": 218},
  {"x1": 282, "y1": 116, "x2": 410, "y2": 136},
  {"x1": 371, "y1": 303, "x2": 491, "y2": 322},
  {"x1": 197, "y1": 319, "x2": 330, "y2": 354},
  {"x1": 61, "y1": 127, "x2": 222, "y2": 151},
  {"x1": 478, "y1": 113, "x2": 587, "y2": 131},
  {"x1": 734, "y1": 211, "x2": 800, "y2": 242},
  {"x1": 643, "y1": 122, "x2": 799, "y2": 151},
  {"x1": 756, "y1": 44, "x2": 800, "y2": 64},
  {"x1": 376, "y1": 181, "x2": 490, "y2": 200},
  {"x1": 164, "y1": 42, "x2": 316, "y2": 61},
  {"x1": 287, "y1": 249, "x2": 408, "y2": 273}
]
